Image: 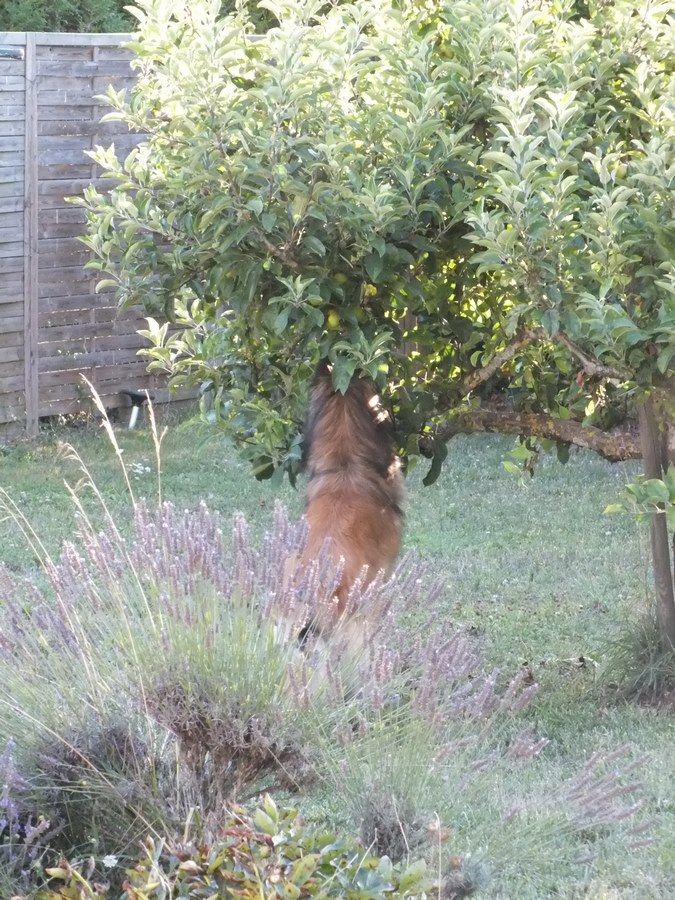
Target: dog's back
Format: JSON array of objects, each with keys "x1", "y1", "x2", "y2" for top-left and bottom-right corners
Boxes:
[{"x1": 301, "y1": 362, "x2": 404, "y2": 625}]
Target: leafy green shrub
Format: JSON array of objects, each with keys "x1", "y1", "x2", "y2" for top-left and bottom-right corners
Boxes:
[
  {"x1": 0, "y1": 0, "x2": 275, "y2": 34},
  {"x1": 77, "y1": 0, "x2": 675, "y2": 656},
  {"x1": 0, "y1": 0, "x2": 131, "y2": 33},
  {"x1": 606, "y1": 466, "x2": 675, "y2": 530},
  {"x1": 79, "y1": 0, "x2": 472, "y2": 480},
  {"x1": 36, "y1": 795, "x2": 437, "y2": 898}
]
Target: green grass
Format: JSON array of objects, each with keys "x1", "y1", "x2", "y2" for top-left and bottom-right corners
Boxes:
[{"x1": 0, "y1": 414, "x2": 673, "y2": 897}]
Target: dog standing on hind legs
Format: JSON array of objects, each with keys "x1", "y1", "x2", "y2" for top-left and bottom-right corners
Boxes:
[{"x1": 299, "y1": 360, "x2": 405, "y2": 634}]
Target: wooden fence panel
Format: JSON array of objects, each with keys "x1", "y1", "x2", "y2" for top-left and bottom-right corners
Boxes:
[
  {"x1": 0, "y1": 33, "x2": 191, "y2": 437},
  {"x1": 0, "y1": 36, "x2": 26, "y2": 431}
]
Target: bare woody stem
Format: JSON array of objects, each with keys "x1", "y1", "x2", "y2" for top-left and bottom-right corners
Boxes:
[
  {"x1": 638, "y1": 398, "x2": 675, "y2": 648},
  {"x1": 552, "y1": 331, "x2": 630, "y2": 381},
  {"x1": 258, "y1": 232, "x2": 300, "y2": 270}
]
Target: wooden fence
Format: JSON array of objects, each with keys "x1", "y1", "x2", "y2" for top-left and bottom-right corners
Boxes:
[{"x1": 0, "y1": 32, "x2": 185, "y2": 440}]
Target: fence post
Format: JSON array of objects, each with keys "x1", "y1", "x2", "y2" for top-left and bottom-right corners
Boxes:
[{"x1": 23, "y1": 32, "x2": 38, "y2": 437}]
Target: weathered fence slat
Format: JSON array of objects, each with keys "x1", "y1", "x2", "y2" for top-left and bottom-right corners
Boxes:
[{"x1": 23, "y1": 32, "x2": 39, "y2": 436}]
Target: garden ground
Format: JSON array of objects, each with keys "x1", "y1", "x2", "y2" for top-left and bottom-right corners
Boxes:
[{"x1": 0, "y1": 413, "x2": 673, "y2": 897}]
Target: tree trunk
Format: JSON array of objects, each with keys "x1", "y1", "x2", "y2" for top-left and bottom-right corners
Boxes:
[{"x1": 638, "y1": 399, "x2": 675, "y2": 649}]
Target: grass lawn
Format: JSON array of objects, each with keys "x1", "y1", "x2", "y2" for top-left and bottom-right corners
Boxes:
[{"x1": 0, "y1": 413, "x2": 673, "y2": 897}]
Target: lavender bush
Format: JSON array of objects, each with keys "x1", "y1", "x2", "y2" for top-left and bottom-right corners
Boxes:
[
  {"x1": 0, "y1": 739, "x2": 53, "y2": 894},
  {"x1": 0, "y1": 502, "x2": 428, "y2": 819},
  {"x1": 0, "y1": 484, "x2": 545, "y2": 857}
]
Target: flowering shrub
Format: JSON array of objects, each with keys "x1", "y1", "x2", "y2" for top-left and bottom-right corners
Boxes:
[
  {"x1": 0, "y1": 739, "x2": 53, "y2": 894},
  {"x1": 0, "y1": 493, "x2": 543, "y2": 859}
]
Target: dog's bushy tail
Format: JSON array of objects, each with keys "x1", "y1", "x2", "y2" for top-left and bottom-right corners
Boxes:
[{"x1": 301, "y1": 362, "x2": 404, "y2": 626}]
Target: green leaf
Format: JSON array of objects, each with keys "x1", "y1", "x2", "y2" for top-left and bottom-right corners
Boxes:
[
  {"x1": 472, "y1": 250, "x2": 505, "y2": 270},
  {"x1": 642, "y1": 479, "x2": 670, "y2": 504},
  {"x1": 307, "y1": 306, "x2": 325, "y2": 327},
  {"x1": 94, "y1": 278, "x2": 118, "y2": 293},
  {"x1": 482, "y1": 150, "x2": 518, "y2": 174},
  {"x1": 305, "y1": 235, "x2": 326, "y2": 257},
  {"x1": 273, "y1": 308, "x2": 290, "y2": 334},
  {"x1": 290, "y1": 195, "x2": 306, "y2": 222},
  {"x1": 377, "y1": 855, "x2": 394, "y2": 881},
  {"x1": 252, "y1": 801, "x2": 279, "y2": 834},
  {"x1": 397, "y1": 859, "x2": 428, "y2": 893},
  {"x1": 664, "y1": 467, "x2": 675, "y2": 496},
  {"x1": 261, "y1": 212, "x2": 276, "y2": 232},
  {"x1": 423, "y1": 443, "x2": 448, "y2": 487},
  {"x1": 656, "y1": 344, "x2": 674, "y2": 375},
  {"x1": 556, "y1": 442, "x2": 570, "y2": 464},
  {"x1": 372, "y1": 235, "x2": 386, "y2": 257},
  {"x1": 503, "y1": 460, "x2": 521, "y2": 476},
  {"x1": 330, "y1": 357, "x2": 357, "y2": 395},
  {"x1": 251, "y1": 459, "x2": 275, "y2": 481},
  {"x1": 222, "y1": 222, "x2": 253, "y2": 250},
  {"x1": 541, "y1": 308, "x2": 560, "y2": 336},
  {"x1": 364, "y1": 252, "x2": 383, "y2": 283},
  {"x1": 246, "y1": 198, "x2": 263, "y2": 216},
  {"x1": 290, "y1": 854, "x2": 320, "y2": 886}
]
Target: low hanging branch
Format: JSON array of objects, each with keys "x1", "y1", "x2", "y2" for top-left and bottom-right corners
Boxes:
[
  {"x1": 429, "y1": 403, "x2": 641, "y2": 462},
  {"x1": 421, "y1": 327, "x2": 639, "y2": 462}
]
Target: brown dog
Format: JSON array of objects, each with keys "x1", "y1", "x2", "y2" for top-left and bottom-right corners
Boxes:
[{"x1": 300, "y1": 361, "x2": 404, "y2": 630}]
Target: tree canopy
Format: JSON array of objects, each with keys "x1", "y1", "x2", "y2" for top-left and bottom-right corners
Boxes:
[
  {"x1": 0, "y1": 0, "x2": 264, "y2": 34},
  {"x1": 81, "y1": 0, "x2": 673, "y2": 485}
]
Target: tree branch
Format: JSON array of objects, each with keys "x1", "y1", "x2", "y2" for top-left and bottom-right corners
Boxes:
[
  {"x1": 459, "y1": 327, "x2": 629, "y2": 399},
  {"x1": 257, "y1": 232, "x2": 300, "y2": 271},
  {"x1": 552, "y1": 331, "x2": 630, "y2": 381},
  {"x1": 461, "y1": 328, "x2": 540, "y2": 394},
  {"x1": 427, "y1": 402, "x2": 641, "y2": 462}
]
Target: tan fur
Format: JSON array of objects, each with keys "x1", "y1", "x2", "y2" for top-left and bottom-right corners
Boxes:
[{"x1": 301, "y1": 365, "x2": 404, "y2": 629}]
